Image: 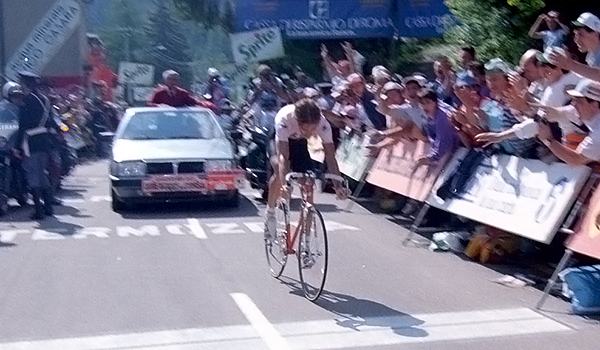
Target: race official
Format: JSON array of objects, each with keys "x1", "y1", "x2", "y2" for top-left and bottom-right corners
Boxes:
[{"x1": 15, "y1": 71, "x2": 57, "y2": 220}]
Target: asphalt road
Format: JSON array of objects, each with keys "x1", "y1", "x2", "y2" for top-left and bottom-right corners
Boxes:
[{"x1": 0, "y1": 160, "x2": 599, "y2": 349}]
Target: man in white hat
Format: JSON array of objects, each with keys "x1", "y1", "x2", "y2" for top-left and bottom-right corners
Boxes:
[
  {"x1": 548, "y1": 12, "x2": 600, "y2": 80},
  {"x1": 537, "y1": 79, "x2": 600, "y2": 165}
]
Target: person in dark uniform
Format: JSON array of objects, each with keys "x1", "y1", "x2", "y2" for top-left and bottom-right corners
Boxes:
[{"x1": 15, "y1": 71, "x2": 57, "y2": 220}]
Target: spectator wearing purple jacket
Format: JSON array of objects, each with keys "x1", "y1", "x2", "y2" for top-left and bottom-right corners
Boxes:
[{"x1": 413, "y1": 89, "x2": 460, "y2": 169}]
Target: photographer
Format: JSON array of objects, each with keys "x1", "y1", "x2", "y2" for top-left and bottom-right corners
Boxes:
[{"x1": 536, "y1": 79, "x2": 600, "y2": 166}]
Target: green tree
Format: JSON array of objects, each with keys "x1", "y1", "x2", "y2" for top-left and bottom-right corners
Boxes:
[
  {"x1": 145, "y1": 1, "x2": 194, "y2": 87},
  {"x1": 444, "y1": 0, "x2": 545, "y2": 64},
  {"x1": 97, "y1": 0, "x2": 151, "y2": 69},
  {"x1": 171, "y1": 0, "x2": 235, "y2": 31}
]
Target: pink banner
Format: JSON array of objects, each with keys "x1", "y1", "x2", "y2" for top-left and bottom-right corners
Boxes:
[{"x1": 366, "y1": 140, "x2": 448, "y2": 202}]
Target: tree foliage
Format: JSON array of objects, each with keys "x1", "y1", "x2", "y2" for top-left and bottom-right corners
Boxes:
[
  {"x1": 145, "y1": 1, "x2": 194, "y2": 86},
  {"x1": 444, "y1": 0, "x2": 545, "y2": 64},
  {"x1": 171, "y1": 0, "x2": 234, "y2": 32}
]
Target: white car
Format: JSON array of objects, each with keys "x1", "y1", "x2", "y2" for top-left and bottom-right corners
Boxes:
[{"x1": 109, "y1": 107, "x2": 244, "y2": 211}]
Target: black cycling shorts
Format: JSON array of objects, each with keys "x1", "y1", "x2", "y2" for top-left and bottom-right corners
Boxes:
[{"x1": 268, "y1": 138, "x2": 315, "y2": 175}]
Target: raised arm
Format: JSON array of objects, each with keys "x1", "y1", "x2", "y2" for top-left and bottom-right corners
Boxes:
[{"x1": 528, "y1": 14, "x2": 546, "y2": 39}]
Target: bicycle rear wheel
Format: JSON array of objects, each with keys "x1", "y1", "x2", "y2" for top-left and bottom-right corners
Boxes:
[
  {"x1": 265, "y1": 200, "x2": 289, "y2": 278},
  {"x1": 298, "y1": 206, "x2": 328, "y2": 301}
]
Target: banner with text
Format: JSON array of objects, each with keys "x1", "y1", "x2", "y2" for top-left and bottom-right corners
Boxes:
[
  {"x1": 335, "y1": 133, "x2": 376, "y2": 182},
  {"x1": 396, "y1": 0, "x2": 453, "y2": 38},
  {"x1": 235, "y1": 0, "x2": 396, "y2": 39},
  {"x1": 118, "y1": 62, "x2": 155, "y2": 85},
  {"x1": 567, "y1": 183, "x2": 600, "y2": 260},
  {"x1": 426, "y1": 151, "x2": 591, "y2": 244},
  {"x1": 4, "y1": 0, "x2": 82, "y2": 80},
  {"x1": 366, "y1": 140, "x2": 447, "y2": 202},
  {"x1": 231, "y1": 27, "x2": 285, "y2": 65}
]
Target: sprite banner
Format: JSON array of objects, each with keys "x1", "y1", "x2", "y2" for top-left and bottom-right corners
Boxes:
[{"x1": 230, "y1": 27, "x2": 285, "y2": 65}]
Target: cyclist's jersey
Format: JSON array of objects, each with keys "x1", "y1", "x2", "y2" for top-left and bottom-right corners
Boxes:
[{"x1": 275, "y1": 104, "x2": 334, "y2": 144}]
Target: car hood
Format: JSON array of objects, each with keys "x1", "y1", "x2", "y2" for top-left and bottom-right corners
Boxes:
[{"x1": 112, "y1": 138, "x2": 234, "y2": 162}]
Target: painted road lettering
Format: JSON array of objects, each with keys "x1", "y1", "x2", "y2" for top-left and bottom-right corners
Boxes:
[{"x1": 0, "y1": 220, "x2": 359, "y2": 244}]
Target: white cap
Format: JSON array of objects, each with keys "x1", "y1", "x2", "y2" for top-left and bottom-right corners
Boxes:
[
  {"x1": 207, "y1": 68, "x2": 219, "y2": 77},
  {"x1": 303, "y1": 87, "x2": 320, "y2": 98},
  {"x1": 573, "y1": 12, "x2": 600, "y2": 33},
  {"x1": 567, "y1": 79, "x2": 600, "y2": 102}
]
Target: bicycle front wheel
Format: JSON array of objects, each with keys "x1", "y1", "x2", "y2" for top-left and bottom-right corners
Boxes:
[
  {"x1": 265, "y1": 200, "x2": 289, "y2": 278},
  {"x1": 298, "y1": 206, "x2": 328, "y2": 301}
]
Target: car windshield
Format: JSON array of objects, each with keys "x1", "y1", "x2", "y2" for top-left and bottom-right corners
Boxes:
[{"x1": 119, "y1": 111, "x2": 223, "y2": 141}]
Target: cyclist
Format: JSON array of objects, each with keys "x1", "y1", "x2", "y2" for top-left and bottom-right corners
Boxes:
[{"x1": 264, "y1": 98, "x2": 347, "y2": 239}]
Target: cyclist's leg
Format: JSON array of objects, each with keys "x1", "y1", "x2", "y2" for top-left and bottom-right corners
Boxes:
[{"x1": 265, "y1": 139, "x2": 280, "y2": 239}]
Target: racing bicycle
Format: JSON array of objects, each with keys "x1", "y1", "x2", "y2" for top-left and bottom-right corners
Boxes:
[{"x1": 264, "y1": 171, "x2": 347, "y2": 301}]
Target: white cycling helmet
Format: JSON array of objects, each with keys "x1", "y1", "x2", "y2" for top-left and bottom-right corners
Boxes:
[
  {"x1": 2, "y1": 82, "x2": 24, "y2": 99},
  {"x1": 207, "y1": 68, "x2": 219, "y2": 78}
]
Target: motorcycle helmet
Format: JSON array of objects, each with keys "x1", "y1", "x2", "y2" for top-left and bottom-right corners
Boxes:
[
  {"x1": 259, "y1": 92, "x2": 277, "y2": 109},
  {"x1": 3, "y1": 82, "x2": 24, "y2": 99},
  {"x1": 207, "y1": 68, "x2": 220, "y2": 78}
]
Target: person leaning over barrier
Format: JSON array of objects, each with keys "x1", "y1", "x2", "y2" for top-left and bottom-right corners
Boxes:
[
  {"x1": 536, "y1": 79, "x2": 600, "y2": 166},
  {"x1": 475, "y1": 47, "x2": 584, "y2": 149},
  {"x1": 366, "y1": 80, "x2": 423, "y2": 156},
  {"x1": 411, "y1": 89, "x2": 460, "y2": 170}
]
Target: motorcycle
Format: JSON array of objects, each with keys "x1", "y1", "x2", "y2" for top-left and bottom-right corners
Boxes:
[
  {"x1": 0, "y1": 122, "x2": 27, "y2": 215},
  {"x1": 240, "y1": 107, "x2": 277, "y2": 200}
]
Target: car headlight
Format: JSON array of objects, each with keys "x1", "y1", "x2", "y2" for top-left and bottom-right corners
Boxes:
[
  {"x1": 0, "y1": 136, "x2": 7, "y2": 149},
  {"x1": 111, "y1": 161, "x2": 147, "y2": 177},
  {"x1": 206, "y1": 160, "x2": 234, "y2": 172}
]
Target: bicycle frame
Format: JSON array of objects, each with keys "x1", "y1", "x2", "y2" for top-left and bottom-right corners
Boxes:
[{"x1": 283, "y1": 176, "x2": 315, "y2": 255}]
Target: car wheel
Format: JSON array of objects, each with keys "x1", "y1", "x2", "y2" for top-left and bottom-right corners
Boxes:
[{"x1": 111, "y1": 190, "x2": 127, "y2": 212}]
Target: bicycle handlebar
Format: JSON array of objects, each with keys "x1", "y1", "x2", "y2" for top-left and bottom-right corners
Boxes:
[{"x1": 285, "y1": 172, "x2": 347, "y2": 187}]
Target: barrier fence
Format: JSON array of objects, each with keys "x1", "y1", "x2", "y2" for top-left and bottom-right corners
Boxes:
[{"x1": 325, "y1": 132, "x2": 600, "y2": 309}]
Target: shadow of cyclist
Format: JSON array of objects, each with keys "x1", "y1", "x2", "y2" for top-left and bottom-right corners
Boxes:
[{"x1": 278, "y1": 276, "x2": 428, "y2": 338}]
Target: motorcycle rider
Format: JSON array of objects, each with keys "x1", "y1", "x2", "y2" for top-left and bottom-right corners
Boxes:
[
  {"x1": 0, "y1": 82, "x2": 25, "y2": 123},
  {"x1": 204, "y1": 68, "x2": 229, "y2": 111},
  {"x1": 15, "y1": 71, "x2": 58, "y2": 220}
]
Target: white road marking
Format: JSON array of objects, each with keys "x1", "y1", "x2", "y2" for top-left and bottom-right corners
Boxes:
[
  {"x1": 0, "y1": 307, "x2": 570, "y2": 350},
  {"x1": 116, "y1": 225, "x2": 160, "y2": 237},
  {"x1": 0, "y1": 221, "x2": 359, "y2": 244},
  {"x1": 186, "y1": 219, "x2": 208, "y2": 239},
  {"x1": 230, "y1": 293, "x2": 293, "y2": 350},
  {"x1": 207, "y1": 223, "x2": 246, "y2": 235}
]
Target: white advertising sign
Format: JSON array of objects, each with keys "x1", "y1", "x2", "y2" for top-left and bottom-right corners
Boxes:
[
  {"x1": 336, "y1": 133, "x2": 375, "y2": 182},
  {"x1": 230, "y1": 27, "x2": 285, "y2": 65},
  {"x1": 426, "y1": 150, "x2": 591, "y2": 244},
  {"x1": 4, "y1": 0, "x2": 82, "y2": 80},
  {"x1": 118, "y1": 62, "x2": 155, "y2": 85},
  {"x1": 132, "y1": 87, "x2": 155, "y2": 102}
]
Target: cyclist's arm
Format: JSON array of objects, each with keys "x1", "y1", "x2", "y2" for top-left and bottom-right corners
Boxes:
[
  {"x1": 277, "y1": 140, "x2": 290, "y2": 186},
  {"x1": 323, "y1": 142, "x2": 343, "y2": 189}
]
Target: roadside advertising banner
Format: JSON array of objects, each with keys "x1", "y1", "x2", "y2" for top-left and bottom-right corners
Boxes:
[
  {"x1": 230, "y1": 27, "x2": 285, "y2": 65},
  {"x1": 396, "y1": 0, "x2": 454, "y2": 38},
  {"x1": 426, "y1": 150, "x2": 591, "y2": 244},
  {"x1": 366, "y1": 140, "x2": 447, "y2": 202},
  {"x1": 118, "y1": 62, "x2": 155, "y2": 85},
  {"x1": 132, "y1": 87, "x2": 156, "y2": 102},
  {"x1": 335, "y1": 133, "x2": 375, "y2": 182},
  {"x1": 567, "y1": 185, "x2": 600, "y2": 260},
  {"x1": 234, "y1": 0, "x2": 396, "y2": 39},
  {"x1": 4, "y1": 0, "x2": 82, "y2": 80}
]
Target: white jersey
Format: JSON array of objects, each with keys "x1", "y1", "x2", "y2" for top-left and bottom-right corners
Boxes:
[{"x1": 275, "y1": 104, "x2": 334, "y2": 144}]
